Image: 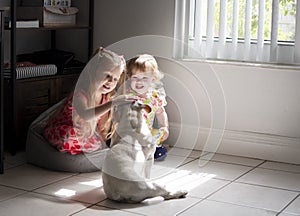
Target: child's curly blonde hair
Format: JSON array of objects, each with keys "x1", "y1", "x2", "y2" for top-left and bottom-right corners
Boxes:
[{"x1": 127, "y1": 54, "x2": 164, "y2": 84}]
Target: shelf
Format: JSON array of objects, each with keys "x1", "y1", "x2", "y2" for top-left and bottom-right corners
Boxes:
[
  {"x1": 0, "y1": 7, "x2": 10, "y2": 11},
  {"x1": 3, "y1": 0, "x2": 94, "y2": 156},
  {"x1": 5, "y1": 24, "x2": 91, "y2": 30},
  {"x1": 40, "y1": 25, "x2": 91, "y2": 30}
]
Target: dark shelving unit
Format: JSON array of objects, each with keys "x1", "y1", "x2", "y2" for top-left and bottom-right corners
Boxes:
[
  {"x1": 4, "y1": 0, "x2": 94, "y2": 157},
  {"x1": 0, "y1": 7, "x2": 9, "y2": 174}
]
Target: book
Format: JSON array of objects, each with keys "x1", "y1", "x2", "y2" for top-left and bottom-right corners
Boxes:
[
  {"x1": 4, "y1": 64, "x2": 57, "y2": 79},
  {"x1": 9, "y1": 19, "x2": 39, "y2": 28},
  {"x1": 21, "y1": 0, "x2": 72, "y2": 7}
]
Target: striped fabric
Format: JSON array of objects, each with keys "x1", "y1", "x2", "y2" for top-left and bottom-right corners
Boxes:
[{"x1": 4, "y1": 64, "x2": 57, "y2": 79}]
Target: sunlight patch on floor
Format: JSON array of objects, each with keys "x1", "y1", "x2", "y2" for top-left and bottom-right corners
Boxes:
[
  {"x1": 79, "y1": 179, "x2": 103, "y2": 187},
  {"x1": 54, "y1": 188, "x2": 76, "y2": 197},
  {"x1": 153, "y1": 170, "x2": 216, "y2": 192}
]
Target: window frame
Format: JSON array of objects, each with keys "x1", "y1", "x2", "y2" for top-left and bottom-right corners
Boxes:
[{"x1": 173, "y1": 0, "x2": 300, "y2": 66}]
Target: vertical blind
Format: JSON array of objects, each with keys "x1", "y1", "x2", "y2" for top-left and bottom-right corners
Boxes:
[{"x1": 174, "y1": 0, "x2": 300, "y2": 64}]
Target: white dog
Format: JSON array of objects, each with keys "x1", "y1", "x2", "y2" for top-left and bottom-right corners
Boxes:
[{"x1": 102, "y1": 101, "x2": 188, "y2": 203}]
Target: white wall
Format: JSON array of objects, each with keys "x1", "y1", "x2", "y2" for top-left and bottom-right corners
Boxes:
[
  {"x1": 93, "y1": 0, "x2": 300, "y2": 164},
  {"x1": 3, "y1": 0, "x2": 300, "y2": 163},
  {"x1": 94, "y1": 0, "x2": 175, "y2": 47},
  {"x1": 2, "y1": 0, "x2": 299, "y2": 163}
]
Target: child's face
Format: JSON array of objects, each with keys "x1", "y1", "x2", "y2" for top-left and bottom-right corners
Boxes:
[
  {"x1": 97, "y1": 66, "x2": 123, "y2": 94},
  {"x1": 130, "y1": 70, "x2": 153, "y2": 95}
]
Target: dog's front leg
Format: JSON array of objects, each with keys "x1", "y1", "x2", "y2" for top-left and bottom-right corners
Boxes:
[{"x1": 144, "y1": 155, "x2": 154, "y2": 179}]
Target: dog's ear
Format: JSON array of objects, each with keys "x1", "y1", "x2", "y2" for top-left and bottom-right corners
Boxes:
[{"x1": 142, "y1": 104, "x2": 152, "y2": 114}]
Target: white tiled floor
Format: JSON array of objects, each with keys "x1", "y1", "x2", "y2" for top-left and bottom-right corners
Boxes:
[{"x1": 1, "y1": 148, "x2": 300, "y2": 216}]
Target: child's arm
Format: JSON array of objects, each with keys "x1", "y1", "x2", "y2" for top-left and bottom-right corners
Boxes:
[
  {"x1": 73, "y1": 92, "x2": 112, "y2": 121},
  {"x1": 156, "y1": 107, "x2": 169, "y2": 141},
  {"x1": 74, "y1": 94, "x2": 137, "y2": 121}
]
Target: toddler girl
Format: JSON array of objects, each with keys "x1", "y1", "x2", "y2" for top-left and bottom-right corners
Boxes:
[{"x1": 127, "y1": 54, "x2": 169, "y2": 160}]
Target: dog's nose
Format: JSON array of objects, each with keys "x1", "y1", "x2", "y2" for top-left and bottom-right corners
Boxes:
[
  {"x1": 131, "y1": 101, "x2": 152, "y2": 113},
  {"x1": 131, "y1": 101, "x2": 143, "y2": 111}
]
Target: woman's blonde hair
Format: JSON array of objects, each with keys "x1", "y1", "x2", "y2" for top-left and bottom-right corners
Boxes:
[{"x1": 73, "y1": 47, "x2": 126, "y2": 141}]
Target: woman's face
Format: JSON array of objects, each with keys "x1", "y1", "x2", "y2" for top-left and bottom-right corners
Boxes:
[
  {"x1": 130, "y1": 70, "x2": 153, "y2": 95},
  {"x1": 97, "y1": 66, "x2": 123, "y2": 94}
]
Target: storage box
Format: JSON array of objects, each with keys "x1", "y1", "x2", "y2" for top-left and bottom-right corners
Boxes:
[
  {"x1": 17, "y1": 6, "x2": 78, "y2": 27},
  {"x1": 43, "y1": 6, "x2": 78, "y2": 26},
  {"x1": 21, "y1": 0, "x2": 72, "y2": 7}
]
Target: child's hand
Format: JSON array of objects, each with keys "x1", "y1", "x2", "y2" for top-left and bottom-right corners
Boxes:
[
  {"x1": 112, "y1": 95, "x2": 138, "y2": 106},
  {"x1": 159, "y1": 126, "x2": 169, "y2": 142}
]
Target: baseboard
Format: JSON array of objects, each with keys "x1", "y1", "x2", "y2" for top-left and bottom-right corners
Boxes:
[{"x1": 168, "y1": 123, "x2": 300, "y2": 164}]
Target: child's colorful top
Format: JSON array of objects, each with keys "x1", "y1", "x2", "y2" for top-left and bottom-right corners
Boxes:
[
  {"x1": 43, "y1": 91, "x2": 108, "y2": 155},
  {"x1": 127, "y1": 88, "x2": 167, "y2": 130}
]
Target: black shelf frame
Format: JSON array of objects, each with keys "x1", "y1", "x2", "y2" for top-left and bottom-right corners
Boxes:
[
  {"x1": 0, "y1": 7, "x2": 9, "y2": 174},
  {"x1": 10, "y1": 0, "x2": 17, "y2": 156},
  {"x1": 6, "y1": 0, "x2": 94, "y2": 156}
]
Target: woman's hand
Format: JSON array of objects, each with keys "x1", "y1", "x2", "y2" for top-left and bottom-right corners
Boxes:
[{"x1": 112, "y1": 94, "x2": 139, "y2": 106}]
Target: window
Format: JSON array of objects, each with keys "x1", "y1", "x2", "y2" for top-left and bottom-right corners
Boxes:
[{"x1": 174, "y1": 0, "x2": 300, "y2": 65}]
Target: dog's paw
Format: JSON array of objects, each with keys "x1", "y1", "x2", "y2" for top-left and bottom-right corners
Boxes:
[
  {"x1": 165, "y1": 190, "x2": 188, "y2": 200},
  {"x1": 174, "y1": 190, "x2": 188, "y2": 198}
]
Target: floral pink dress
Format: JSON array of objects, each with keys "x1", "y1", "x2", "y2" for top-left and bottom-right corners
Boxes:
[
  {"x1": 128, "y1": 88, "x2": 167, "y2": 130},
  {"x1": 43, "y1": 92, "x2": 108, "y2": 155}
]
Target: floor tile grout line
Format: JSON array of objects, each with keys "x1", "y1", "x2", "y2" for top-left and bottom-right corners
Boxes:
[
  {"x1": 1, "y1": 172, "x2": 79, "y2": 193},
  {"x1": 0, "y1": 187, "x2": 97, "y2": 207},
  {"x1": 275, "y1": 193, "x2": 300, "y2": 216},
  {"x1": 196, "y1": 155, "x2": 300, "y2": 174},
  {"x1": 233, "y1": 180, "x2": 300, "y2": 193},
  {"x1": 182, "y1": 159, "x2": 243, "y2": 203},
  {"x1": 177, "y1": 157, "x2": 265, "y2": 183},
  {"x1": 3, "y1": 163, "x2": 27, "y2": 171},
  {"x1": 177, "y1": 157, "x2": 259, "y2": 174},
  {"x1": 31, "y1": 173, "x2": 80, "y2": 191},
  {"x1": 186, "y1": 160, "x2": 269, "y2": 203},
  {"x1": 255, "y1": 166, "x2": 300, "y2": 175},
  {"x1": 231, "y1": 160, "x2": 267, "y2": 182},
  {"x1": 199, "y1": 150, "x2": 266, "y2": 160},
  {"x1": 153, "y1": 156, "x2": 266, "y2": 194},
  {"x1": 176, "y1": 157, "x2": 199, "y2": 168},
  {"x1": 264, "y1": 160, "x2": 300, "y2": 167},
  {"x1": 227, "y1": 159, "x2": 300, "y2": 191},
  {"x1": 177, "y1": 198, "x2": 278, "y2": 215},
  {"x1": 203, "y1": 198, "x2": 280, "y2": 214},
  {"x1": 0, "y1": 190, "x2": 28, "y2": 203},
  {"x1": 72, "y1": 172, "x2": 102, "y2": 177},
  {"x1": 0, "y1": 179, "x2": 101, "y2": 205},
  {"x1": 199, "y1": 179, "x2": 233, "y2": 200},
  {"x1": 198, "y1": 158, "x2": 261, "y2": 169},
  {"x1": 30, "y1": 189, "x2": 106, "y2": 206},
  {"x1": 2, "y1": 150, "x2": 300, "y2": 215},
  {"x1": 198, "y1": 158, "x2": 300, "y2": 212},
  {"x1": 175, "y1": 199, "x2": 205, "y2": 216},
  {"x1": 71, "y1": 202, "x2": 147, "y2": 216},
  {"x1": 232, "y1": 160, "x2": 300, "y2": 193},
  {"x1": 27, "y1": 173, "x2": 80, "y2": 192},
  {"x1": 167, "y1": 148, "x2": 206, "y2": 158},
  {"x1": 69, "y1": 203, "x2": 97, "y2": 216},
  {"x1": 0, "y1": 183, "x2": 31, "y2": 192},
  {"x1": 96, "y1": 200, "x2": 147, "y2": 216}
]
